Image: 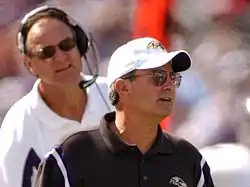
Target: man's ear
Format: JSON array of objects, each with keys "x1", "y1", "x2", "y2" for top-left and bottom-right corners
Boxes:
[
  {"x1": 114, "y1": 79, "x2": 130, "y2": 97},
  {"x1": 23, "y1": 56, "x2": 38, "y2": 76}
]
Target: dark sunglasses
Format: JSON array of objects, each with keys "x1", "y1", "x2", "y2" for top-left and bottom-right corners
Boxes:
[
  {"x1": 28, "y1": 37, "x2": 77, "y2": 60},
  {"x1": 122, "y1": 70, "x2": 182, "y2": 88}
]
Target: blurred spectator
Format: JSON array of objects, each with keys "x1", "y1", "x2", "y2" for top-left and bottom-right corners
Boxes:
[{"x1": 0, "y1": 0, "x2": 42, "y2": 27}]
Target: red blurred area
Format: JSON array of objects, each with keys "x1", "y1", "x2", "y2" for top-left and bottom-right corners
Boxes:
[
  {"x1": 132, "y1": 0, "x2": 174, "y2": 130},
  {"x1": 132, "y1": 0, "x2": 174, "y2": 47}
]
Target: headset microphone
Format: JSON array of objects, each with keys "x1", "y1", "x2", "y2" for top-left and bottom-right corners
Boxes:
[
  {"x1": 78, "y1": 33, "x2": 99, "y2": 89},
  {"x1": 79, "y1": 74, "x2": 98, "y2": 89}
]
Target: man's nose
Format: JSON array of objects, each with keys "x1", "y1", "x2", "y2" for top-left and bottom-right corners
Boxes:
[
  {"x1": 53, "y1": 46, "x2": 68, "y2": 61},
  {"x1": 161, "y1": 75, "x2": 175, "y2": 90}
]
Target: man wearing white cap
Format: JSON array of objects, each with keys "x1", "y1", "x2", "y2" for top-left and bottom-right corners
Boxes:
[
  {"x1": 35, "y1": 37, "x2": 214, "y2": 187},
  {"x1": 200, "y1": 143, "x2": 250, "y2": 187}
]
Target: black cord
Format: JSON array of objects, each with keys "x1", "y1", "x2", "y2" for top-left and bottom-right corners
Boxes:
[
  {"x1": 82, "y1": 37, "x2": 112, "y2": 112},
  {"x1": 95, "y1": 79, "x2": 112, "y2": 112}
]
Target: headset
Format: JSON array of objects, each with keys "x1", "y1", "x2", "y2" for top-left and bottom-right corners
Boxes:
[{"x1": 17, "y1": 5, "x2": 112, "y2": 111}]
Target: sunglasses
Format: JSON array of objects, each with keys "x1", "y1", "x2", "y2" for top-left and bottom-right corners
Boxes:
[
  {"x1": 27, "y1": 37, "x2": 77, "y2": 60},
  {"x1": 122, "y1": 70, "x2": 182, "y2": 88}
]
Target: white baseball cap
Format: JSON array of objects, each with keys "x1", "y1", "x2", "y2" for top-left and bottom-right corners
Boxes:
[
  {"x1": 200, "y1": 143, "x2": 250, "y2": 187},
  {"x1": 107, "y1": 37, "x2": 191, "y2": 87}
]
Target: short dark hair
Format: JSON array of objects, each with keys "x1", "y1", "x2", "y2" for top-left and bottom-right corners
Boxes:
[
  {"x1": 109, "y1": 70, "x2": 136, "y2": 106},
  {"x1": 20, "y1": 8, "x2": 73, "y2": 54}
]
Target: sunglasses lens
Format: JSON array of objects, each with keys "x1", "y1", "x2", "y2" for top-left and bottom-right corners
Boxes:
[
  {"x1": 59, "y1": 38, "x2": 76, "y2": 51},
  {"x1": 153, "y1": 72, "x2": 167, "y2": 86},
  {"x1": 172, "y1": 73, "x2": 182, "y2": 87},
  {"x1": 152, "y1": 71, "x2": 182, "y2": 87},
  {"x1": 37, "y1": 46, "x2": 56, "y2": 60}
]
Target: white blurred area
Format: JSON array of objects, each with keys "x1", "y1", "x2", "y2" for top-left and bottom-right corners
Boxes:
[
  {"x1": 200, "y1": 143, "x2": 250, "y2": 187},
  {"x1": 1, "y1": 0, "x2": 250, "y2": 161}
]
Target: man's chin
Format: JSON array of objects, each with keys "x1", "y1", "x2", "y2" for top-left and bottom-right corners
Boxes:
[{"x1": 156, "y1": 111, "x2": 172, "y2": 120}]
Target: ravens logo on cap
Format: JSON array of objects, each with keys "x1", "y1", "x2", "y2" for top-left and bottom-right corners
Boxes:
[{"x1": 147, "y1": 40, "x2": 166, "y2": 51}]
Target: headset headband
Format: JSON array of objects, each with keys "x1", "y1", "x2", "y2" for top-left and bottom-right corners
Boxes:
[{"x1": 17, "y1": 5, "x2": 86, "y2": 54}]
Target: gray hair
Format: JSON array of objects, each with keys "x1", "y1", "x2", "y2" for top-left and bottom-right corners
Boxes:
[{"x1": 108, "y1": 70, "x2": 136, "y2": 106}]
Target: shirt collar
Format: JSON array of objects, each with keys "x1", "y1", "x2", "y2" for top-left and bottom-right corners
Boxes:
[
  {"x1": 99, "y1": 112, "x2": 174, "y2": 155},
  {"x1": 30, "y1": 79, "x2": 94, "y2": 129}
]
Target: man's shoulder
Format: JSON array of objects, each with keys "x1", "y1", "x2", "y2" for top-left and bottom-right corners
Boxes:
[
  {"x1": 60, "y1": 129, "x2": 104, "y2": 153},
  {"x1": 163, "y1": 131, "x2": 201, "y2": 159},
  {"x1": 62, "y1": 129, "x2": 101, "y2": 143},
  {"x1": 1, "y1": 91, "x2": 34, "y2": 126},
  {"x1": 3, "y1": 80, "x2": 39, "y2": 118},
  {"x1": 0, "y1": 82, "x2": 40, "y2": 147}
]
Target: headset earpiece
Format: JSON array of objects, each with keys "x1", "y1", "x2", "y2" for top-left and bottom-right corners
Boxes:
[{"x1": 73, "y1": 25, "x2": 89, "y2": 56}]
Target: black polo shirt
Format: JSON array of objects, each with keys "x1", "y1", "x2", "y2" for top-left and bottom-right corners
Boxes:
[{"x1": 35, "y1": 112, "x2": 214, "y2": 187}]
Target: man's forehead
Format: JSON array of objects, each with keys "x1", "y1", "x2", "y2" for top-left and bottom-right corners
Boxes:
[{"x1": 26, "y1": 18, "x2": 73, "y2": 45}]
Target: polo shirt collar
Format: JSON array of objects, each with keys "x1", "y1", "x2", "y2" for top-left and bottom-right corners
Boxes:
[
  {"x1": 100, "y1": 112, "x2": 128, "y2": 152},
  {"x1": 30, "y1": 79, "x2": 92, "y2": 129},
  {"x1": 100, "y1": 112, "x2": 174, "y2": 155},
  {"x1": 146, "y1": 128, "x2": 174, "y2": 156}
]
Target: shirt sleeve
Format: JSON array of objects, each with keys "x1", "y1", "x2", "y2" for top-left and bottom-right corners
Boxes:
[
  {"x1": 195, "y1": 155, "x2": 214, "y2": 187},
  {"x1": 35, "y1": 154, "x2": 65, "y2": 187},
  {"x1": 0, "y1": 117, "x2": 41, "y2": 187}
]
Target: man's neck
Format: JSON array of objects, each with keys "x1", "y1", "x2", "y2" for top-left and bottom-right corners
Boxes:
[
  {"x1": 38, "y1": 81, "x2": 87, "y2": 122},
  {"x1": 111, "y1": 111, "x2": 159, "y2": 154}
]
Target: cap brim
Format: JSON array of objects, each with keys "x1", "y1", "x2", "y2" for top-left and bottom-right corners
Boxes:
[{"x1": 136, "y1": 50, "x2": 191, "y2": 72}]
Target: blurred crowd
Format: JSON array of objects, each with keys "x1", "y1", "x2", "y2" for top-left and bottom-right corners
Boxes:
[{"x1": 1, "y1": 0, "x2": 250, "y2": 155}]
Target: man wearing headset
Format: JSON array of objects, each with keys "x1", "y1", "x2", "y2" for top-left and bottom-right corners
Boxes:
[{"x1": 0, "y1": 6, "x2": 113, "y2": 187}]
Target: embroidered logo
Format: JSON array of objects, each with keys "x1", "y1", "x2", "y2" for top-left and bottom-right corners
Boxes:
[
  {"x1": 147, "y1": 40, "x2": 166, "y2": 51},
  {"x1": 169, "y1": 176, "x2": 188, "y2": 187}
]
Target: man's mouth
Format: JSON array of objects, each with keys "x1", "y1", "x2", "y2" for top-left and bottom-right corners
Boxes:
[
  {"x1": 55, "y1": 64, "x2": 72, "y2": 73},
  {"x1": 158, "y1": 97, "x2": 172, "y2": 102}
]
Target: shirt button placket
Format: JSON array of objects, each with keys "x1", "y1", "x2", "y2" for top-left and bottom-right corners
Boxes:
[{"x1": 140, "y1": 158, "x2": 149, "y2": 187}]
